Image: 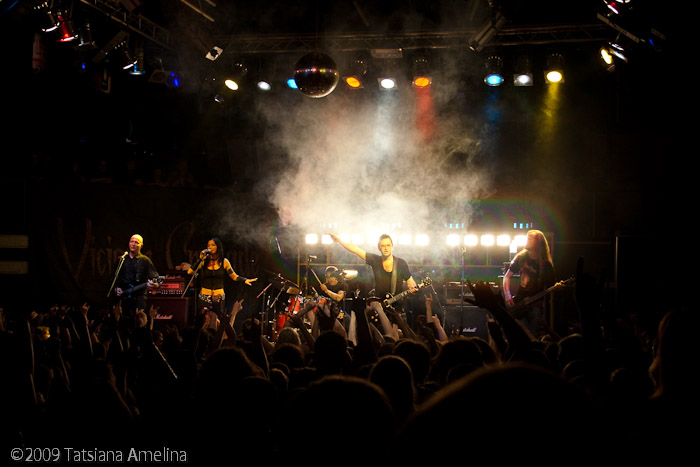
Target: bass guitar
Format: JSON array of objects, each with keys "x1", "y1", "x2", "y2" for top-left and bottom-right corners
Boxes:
[
  {"x1": 382, "y1": 277, "x2": 432, "y2": 310},
  {"x1": 508, "y1": 277, "x2": 574, "y2": 319},
  {"x1": 118, "y1": 276, "x2": 164, "y2": 298}
]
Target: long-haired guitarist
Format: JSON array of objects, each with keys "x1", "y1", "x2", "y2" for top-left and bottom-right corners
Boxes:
[{"x1": 502, "y1": 230, "x2": 555, "y2": 338}]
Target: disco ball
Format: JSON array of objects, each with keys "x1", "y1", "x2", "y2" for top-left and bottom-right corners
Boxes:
[{"x1": 293, "y1": 52, "x2": 339, "y2": 98}]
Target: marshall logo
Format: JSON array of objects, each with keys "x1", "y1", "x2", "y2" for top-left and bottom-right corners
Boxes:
[{"x1": 155, "y1": 313, "x2": 173, "y2": 320}]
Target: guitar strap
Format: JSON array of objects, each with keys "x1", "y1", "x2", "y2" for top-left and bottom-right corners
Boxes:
[{"x1": 391, "y1": 262, "x2": 397, "y2": 295}]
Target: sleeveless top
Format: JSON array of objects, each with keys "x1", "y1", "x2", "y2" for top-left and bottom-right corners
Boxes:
[{"x1": 201, "y1": 262, "x2": 226, "y2": 290}]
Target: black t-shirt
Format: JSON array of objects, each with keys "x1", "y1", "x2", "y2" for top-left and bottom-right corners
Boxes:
[
  {"x1": 365, "y1": 253, "x2": 412, "y2": 299},
  {"x1": 507, "y1": 253, "x2": 554, "y2": 300},
  {"x1": 324, "y1": 280, "x2": 349, "y2": 300},
  {"x1": 116, "y1": 254, "x2": 159, "y2": 297}
]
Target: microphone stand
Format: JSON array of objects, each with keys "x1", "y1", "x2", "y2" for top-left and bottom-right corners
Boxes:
[
  {"x1": 107, "y1": 253, "x2": 128, "y2": 298},
  {"x1": 257, "y1": 282, "x2": 273, "y2": 338},
  {"x1": 182, "y1": 257, "x2": 206, "y2": 298},
  {"x1": 460, "y1": 246, "x2": 466, "y2": 335}
]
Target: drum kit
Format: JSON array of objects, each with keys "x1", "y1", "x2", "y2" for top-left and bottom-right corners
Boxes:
[{"x1": 260, "y1": 268, "x2": 358, "y2": 340}]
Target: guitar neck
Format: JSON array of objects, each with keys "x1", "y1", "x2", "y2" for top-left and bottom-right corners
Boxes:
[
  {"x1": 522, "y1": 278, "x2": 572, "y2": 305},
  {"x1": 384, "y1": 281, "x2": 429, "y2": 306}
]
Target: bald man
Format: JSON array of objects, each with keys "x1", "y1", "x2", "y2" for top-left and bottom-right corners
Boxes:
[{"x1": 114, "y1": 234, "x2": 160, "y2": 318}]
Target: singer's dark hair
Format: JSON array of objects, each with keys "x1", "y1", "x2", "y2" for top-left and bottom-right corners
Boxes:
[{"x1": 210, "y1": 237, "x2": 225, "y2": 267}]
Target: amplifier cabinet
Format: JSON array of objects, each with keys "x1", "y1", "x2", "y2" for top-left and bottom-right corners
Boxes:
[
  {"x1": 148, "y1": 296, "x2": 191, "y2": 330},
  {"x1": 443, "y1": 305, "x2": 491, "y2": 340}
]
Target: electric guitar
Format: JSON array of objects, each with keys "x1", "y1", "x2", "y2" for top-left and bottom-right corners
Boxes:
[
  {"x1": 118, "y1": 276, "x2": 164, "y2": 298},
  {"x1": 508, "y1": 277, "x2": 574, "y2": 319},
  {"x1": 382, "y1": 277, "x2": 432, "y2": 310}
]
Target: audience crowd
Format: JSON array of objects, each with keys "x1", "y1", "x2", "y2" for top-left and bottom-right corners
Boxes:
[{"x1": 0, "y1": 260, "x2": 695, "y2": 464}]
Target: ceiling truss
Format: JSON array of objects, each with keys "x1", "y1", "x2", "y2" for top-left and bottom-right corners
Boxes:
[{"x1": 77, "y1": 1, "x2": 615, "y2": 55}]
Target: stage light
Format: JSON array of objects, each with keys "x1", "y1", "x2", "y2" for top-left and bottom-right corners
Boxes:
[
  {"x1": 470, "y1": 10, "x2": 506, "y2": 52},
  {"x1": 497, "y1": 234, "x2": 511, "y2": 246},
  {"x1": 287, "y1": 78, "x2": 298, "y2": 89},
  {"x1": 129, "y1": 40, "x2": 146, "y2": 75},
  {"x1": 484, "y1": 55, "x2": 504, "y2": 86},
  {"x1": 447, "y1": 234, "x2": 461, "y2": 246},
  {"x1": 73, "y1": 22, "x2": 97, "y2": 51},
  {"x1": 415, "y1": 234, "x2": 430, "y2": 246},
  {"x1": 115, "y1": 42, "x2": 137, "y2": 70},
  {"x1": 35, "y1": 2, "x2": 60, "y2": 32},
  {"x1": 378, "y1": 77, "x2": 397, "y2": 90},
  {"x1": 305, "y1": 234, "x2": 319, "y2": 245},
  {"x1": 321, "y1": 234, "x2": 333, "y2": 245},
  {"x1": 544, "y1": 52, "x2": 565, "y2": 84},
  {"x1": 257, "y1": 79, "x2": 272, "y2": 91},
  {"x1": 165, "y1": 71, "x2": 183, "y2": 88},
  {"x1": 344, "y1": 56, "x2": 368, "y2": 89},
  {"x1": 464, "y1": 234, "x2": 479, "y2": 247},
  {"x1": 398, "y1": 234, "x2": 412, "y2": 245},
  {"x1": 604, "y1": 0, "x2": 632, "y2": 16},
  {"x1": 224, "y1": 61, "x2": 248, "y2": 91},
  {"x1": 513, "y1": 234, "x2": 528, "y2": 247},
  {"x1": 56, "y1": 10, "x2": 77, "y2": 42},
  {"x1": 412, "y1": 54, "x2": 432, "y2": 88},
  {"x1": 351, "y1": 234, "x2": 365, "y2": 245},
  {"x1": 513, "y1": 55, "x2": 533, "y2": 86},
  {"x1": 480, "y1": 234, "x2": 495, "y2": 246}
]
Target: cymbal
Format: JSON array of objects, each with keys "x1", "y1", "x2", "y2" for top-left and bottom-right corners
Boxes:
[
  {"x1": 340, "y1": 269, "x2": 358, "y2": 280},
  {"x1": 267, "y1": 272, "x2": 300, "y2": 294}
]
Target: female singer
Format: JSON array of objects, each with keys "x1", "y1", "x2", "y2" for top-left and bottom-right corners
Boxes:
[{"x1": 187, "y1": 237, "x2": 257, "y2": 317}]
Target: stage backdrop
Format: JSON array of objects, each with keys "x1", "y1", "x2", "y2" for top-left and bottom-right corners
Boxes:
[{"x1": 21, "y1": 182, "x2": 278, "y2": 319}]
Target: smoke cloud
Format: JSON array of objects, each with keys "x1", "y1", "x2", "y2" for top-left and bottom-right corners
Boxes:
[{"x1": 254, "y1": 74, "x2": 497, "y2": 239}]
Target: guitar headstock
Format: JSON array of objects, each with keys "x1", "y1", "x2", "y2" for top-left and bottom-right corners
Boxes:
[{"x1": 421, "y1": 277, "x2": 432, "y2": 286}]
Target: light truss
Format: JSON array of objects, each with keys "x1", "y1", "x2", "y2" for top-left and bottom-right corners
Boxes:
[
  {"x1": 211, "y1": 24, "x2": 615, "y2": 54},
  {"x1": 78, "y1": 0, "x2": 171, "y2": 48}
]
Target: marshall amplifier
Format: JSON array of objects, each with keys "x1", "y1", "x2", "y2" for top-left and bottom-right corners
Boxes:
[
  {"x1": 155, "y1": 273, "x2": 187, "y2": 296},
  {"x1": 443, "y1": 282, "x2": 474, "y2": 305},
  {"x1": 148, "y1": 296, "x2": 191, "y2": 330},
  {"x1": 443, "y1": 305, "x2": 491, "y2": 340}
]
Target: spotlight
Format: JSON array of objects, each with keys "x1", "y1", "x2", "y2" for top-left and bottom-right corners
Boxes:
[
  {"x1": 544, "y1": 52, "x2": 564, "y2": 84},
  {"x1": 378, "y1": 77, "x2": 397, "y2": 90},
  {"x1": 118, "y1": 44, "x2": 137, "y2": 70},
  {"x1": 73, "y1": 22, "x2": 97, "y2": 51},
  {"x1": 513, "y1": 55, "x2": 533, "y2": 86},
  {"x1": 286, "y1": 78, "x2": 298, "y2": 89},
  {"x1": 129, "y1": 41, "x2": 146, "y2": 75},
  {"x1": 599, "y1": 46, "x2": 615, "y2": 71},
  {"x1": 603, "y1": 0, "x2": 632, "y2": 16},
  {"x1": 35, "y1": 2, "x2": 60, "y2": 33},
  {"x1": 377, "y1": 58, "x2": 400, "y2": 90},
  {"x1": 252, "y1": 58, "x2": 275, "y2": 91},
  {"x1": 412, "y1": 54, "x2": 432, "y2": 88},
  {"x1": 470, "y1": 10, "x2": 507, "y2": 52},
  {"x1": 343, "y1": 56, "x2": 368, "y2": 89},
  {"x1": 165, "y1": 71, "x2": 183, "y2": 88},
  {"x1": 56, "y1": 10, "x2": 77, "y2": 42},
  {"x1": 206, "y1": 46, "x2": 223, "y2": 61},
  {"x1": 484, "y1": 55, "x2": 504, "y2": 86},
  {"x1": 225, "y1": 61, "x2": 248, "y2": 91}
]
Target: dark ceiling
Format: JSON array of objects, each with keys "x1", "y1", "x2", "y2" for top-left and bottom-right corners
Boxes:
[{"x1": 2, "y1": 0, "x2": 672, "y2": 81}]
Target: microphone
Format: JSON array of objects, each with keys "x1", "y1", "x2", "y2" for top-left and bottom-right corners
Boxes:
[
  {"x1": 308, "y1": 255, "x2": 317, "y2": 260},
  {"x1": 202, "y1": 249, "x2": 212, "y2": 255},
  {"x1": 120, "y1": 251, "x2": 128, "y2": 258}
]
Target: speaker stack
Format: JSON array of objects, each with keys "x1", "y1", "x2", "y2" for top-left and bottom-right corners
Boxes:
[
  {"x1": 442, "y1": 282, "x2": 495, "y2": 340},
  {"x1": 148, "y1": 296, "x2": 191, "y2": 330}
]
